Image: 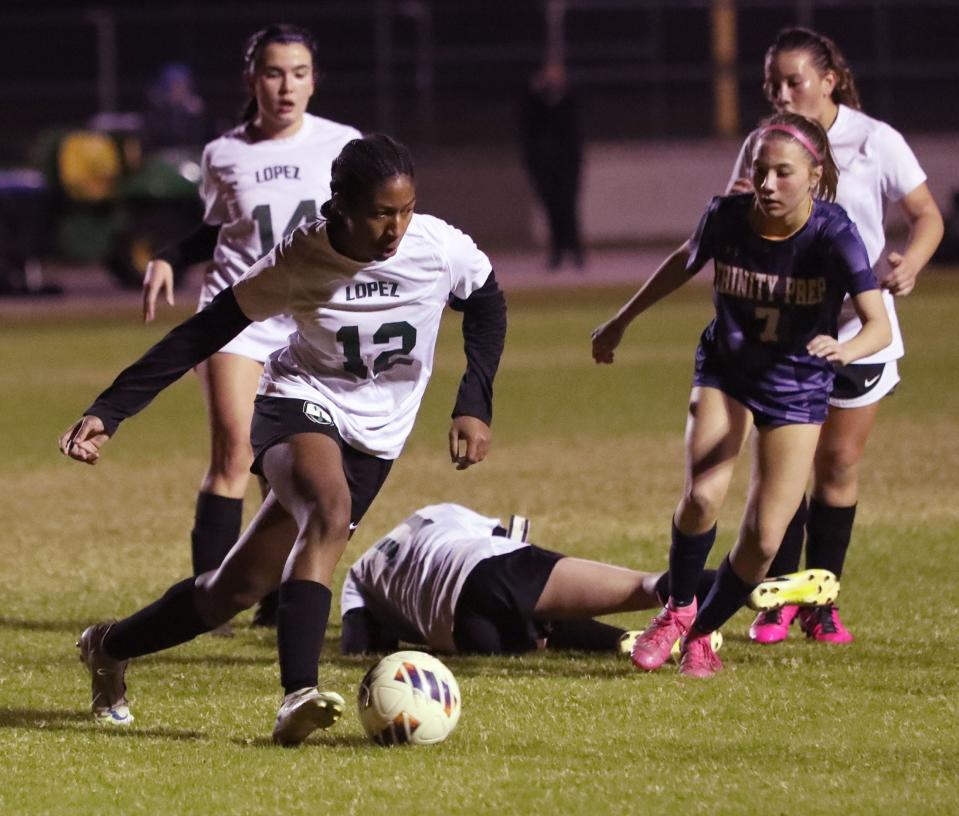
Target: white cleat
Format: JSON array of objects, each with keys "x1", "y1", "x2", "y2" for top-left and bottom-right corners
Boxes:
[{"x1": 272, "y1": 687, "x2": 345, "y2": 746}]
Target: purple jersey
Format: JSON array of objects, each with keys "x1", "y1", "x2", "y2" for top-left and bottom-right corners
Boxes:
[{"x1": 686, "y1": 194, "x2": 878, "y2": 422}]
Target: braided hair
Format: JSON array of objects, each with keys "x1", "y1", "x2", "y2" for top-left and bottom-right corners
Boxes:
[
  {"x1": 320, "y1": 134, "x2": 415, "y2": 221},
  {"x1": 240, "y1": 23, "x2": 319, "y2": 123},
  {"x1": 764, "y1": 27, "x2": 862, "y2": 111}
]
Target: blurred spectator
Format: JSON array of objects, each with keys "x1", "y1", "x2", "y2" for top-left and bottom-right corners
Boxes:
[
  {"x1": 520, "y1": 60, "x2": 584, "y2": 270},
  {"x1": 142, "y1": 63, "x2": 208, "y2": 151}
]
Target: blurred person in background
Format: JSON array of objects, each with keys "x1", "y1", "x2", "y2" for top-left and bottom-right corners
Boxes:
[
  {"x1": 142, "y1": 62, "x2": 209, "y2": 151},
  {"x1": 728, "y1": 28, "x2": 943, "y2": 646},
  {"x1": 140, "y1": 24, "x2": 361, "y2": 628},
  {"x1": 520, "y1": 60, "x2": 584, "y2": 271}
]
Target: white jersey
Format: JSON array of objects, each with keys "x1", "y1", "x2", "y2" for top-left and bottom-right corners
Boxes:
[
  {"x1": 232, "y1": 213, "x2": 493, "y2": 458},
  {"x1": 341, "y1": 503, "x2": 528, "y2": 653},
  {"x1": 728, "y1": 105, "x2": 927, "y2": 363},
  {"x1": 197, "y1": 113, "x2": 361, "y2": 361}
]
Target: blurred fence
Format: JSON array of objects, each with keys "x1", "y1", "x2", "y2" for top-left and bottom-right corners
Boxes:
[{"x1": 1, "y1": 0, "x2": 959, "y2": 162}]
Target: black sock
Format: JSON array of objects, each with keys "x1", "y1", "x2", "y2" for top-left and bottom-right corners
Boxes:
[
  {"x1": 695, "y1": 556, "x2": 759, "y2": 634},
  {"x1": 545, "y1": 619, "x2": 625, "y2": 652},
  {"x1": 668, "y1": 522, "x2": 717, "y2": 606},
  {"x1": 102, "y1": 577, "x2": 211, "y2": 661},
  {"x1": 766, "y1": 495, "x2": 807, "y2": 577},
  {"x1": 805, "y1": 499, "x2": 856, "y2": 579},
  {"x1": 655, "y1": 568, "x2": 718, "y2": 607},
  {"x1": 277, "y1": 580, "x2": 331, "y2": 695},
  {"x1": 190, "y1": 492, "x2": 243, "y2": 576}
]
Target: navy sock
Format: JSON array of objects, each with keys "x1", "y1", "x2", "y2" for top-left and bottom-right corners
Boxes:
[
  {"x1": 277, "y1": 580, "x2": 331, "y2": 695},
  {"x1": 102, "y1": 577, "x2": 211, "y2": 661},
  {"x1": 190, "y1": 492, "x2": 243, "y2": 576},
  {"x1": 545, "y1": 619, "x2": 625, "y2": 652},
  {"x1": 695, "y1": 556, "x2": 758, "y2": 634},
  {"x1": 655, "y1": 568, "x2": 717, "y2": 607},
  {"x1": 668, "y1": 522, "x2": 717, "y2": 606},
  {"x1": 766, "y1": 495, "x2": 807, "y2": 577},
  {"x1": 805, "y1": 500, "x2": 856, "y2": 579}
]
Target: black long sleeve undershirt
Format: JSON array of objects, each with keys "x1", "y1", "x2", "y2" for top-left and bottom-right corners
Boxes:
[
  {"x1": 448, "y1": 271, "x2": 507, "y2": 425},
  {"x1": 87, "y1": 270, "x2": 505, "y2": 437},
  {"x1": 155, "y1": 223, "x2": 220, "y2": 275},
  {"x1": 85, "y1": 288, "x2": 252, "y2": 436}
]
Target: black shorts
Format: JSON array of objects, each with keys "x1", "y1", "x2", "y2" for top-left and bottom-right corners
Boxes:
[
  {"x1": 250, "y1": 396, "x2": 393, "y2": 526},
  {"x1": 830, "y1": 361, "x2": 898, "y2": 406},
  {"x1": 452, "y1": 545, "x2": 565, "y2": 654}
]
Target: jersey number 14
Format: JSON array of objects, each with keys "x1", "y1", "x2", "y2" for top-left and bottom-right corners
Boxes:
[{"x1": 252, "y1": 200, "x2": 317, "y2": 256}]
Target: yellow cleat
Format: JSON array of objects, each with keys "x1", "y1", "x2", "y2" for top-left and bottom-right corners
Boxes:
[{"x1": 748, "y1": 569, "x2": 839, "y2": 611}]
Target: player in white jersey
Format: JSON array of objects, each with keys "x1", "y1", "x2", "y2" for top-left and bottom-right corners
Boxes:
[
  {"x1": 340, "y1": 503, "x2": 720, "y2": 656},
  {"x1": 61, "y1": 134, "x2": 507, "y2": 745},
  {"x1": 141, "y1": 25, "x2": 361, "y2": 621},
  {"x1": 727, "y1": 28, "x2": 943, "y2": 644}
]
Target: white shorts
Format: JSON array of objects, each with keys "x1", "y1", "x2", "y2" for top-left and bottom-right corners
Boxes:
[
  {"x1": 829, "y1": 359, "x2": 900, "y2": 409},
  {"x1": 198, "y1": 282, "x2": 295, "y2": 364},
  {"x1": 216, "y1": 315, "x2": 296, "y2": 363}
]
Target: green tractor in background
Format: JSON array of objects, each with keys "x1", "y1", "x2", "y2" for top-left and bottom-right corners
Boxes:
[{"x1": 0, "y1": 117, "x2": 202, "y2": 293}]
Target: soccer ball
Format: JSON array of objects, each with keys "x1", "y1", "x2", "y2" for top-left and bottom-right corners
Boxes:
[{"x1": 357, "y1": 650, "x2": 461, "y2": 746}]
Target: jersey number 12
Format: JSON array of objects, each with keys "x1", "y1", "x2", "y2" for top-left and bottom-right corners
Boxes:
[{"x1": 336, "y1": 322, "x2": 418, "y2": 379}]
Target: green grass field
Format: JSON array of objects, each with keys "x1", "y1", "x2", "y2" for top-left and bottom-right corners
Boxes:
[{"x1": 1, "y1": 274, "x2": 957, "y2": 815}]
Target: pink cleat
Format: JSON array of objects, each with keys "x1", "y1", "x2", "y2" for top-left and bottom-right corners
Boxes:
[
  {"x1": 678, "y1": 629, "x2": 723, "y2": 678},
  {"x1": 799, "y1": 605, "x2": 854, "y2": 644},
  {"x1": 631, "y1": 599, "x2": 696, "y2": 672},
  {"x1": 748, "y1": 604, "x2": 799, "y2": 644}
]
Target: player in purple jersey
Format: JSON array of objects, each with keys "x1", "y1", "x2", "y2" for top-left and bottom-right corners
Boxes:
[
  {"x1": 591, "y1": 112, "x2": 890, "y2": 678},
  {"x1": 729, "y1": 29, "x2": 943, "y2": 645}
]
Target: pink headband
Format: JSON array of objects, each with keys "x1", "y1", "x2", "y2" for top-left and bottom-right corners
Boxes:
[{"x1": 760, "y1": 124, "x2": 822, "y2": 163}]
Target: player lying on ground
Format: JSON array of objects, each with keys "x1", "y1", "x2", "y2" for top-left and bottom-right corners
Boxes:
[{"x1": 340, "y1": 502, "x2": 838, "y2": 657}]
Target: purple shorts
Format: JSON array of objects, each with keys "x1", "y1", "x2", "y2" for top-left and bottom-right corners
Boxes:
[{"x1": 693, "y1": 342, "x2": 829, "y2": 428}]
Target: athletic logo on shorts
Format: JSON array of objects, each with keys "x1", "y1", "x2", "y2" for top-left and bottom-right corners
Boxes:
[{"x1": 303, "y1": 402, "x2": 334, "y2": 425}]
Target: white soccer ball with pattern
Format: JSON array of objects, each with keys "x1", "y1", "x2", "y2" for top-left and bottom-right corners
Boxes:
[{"x1": 357, "y1": 650, "x2": 461, "y2": 746}]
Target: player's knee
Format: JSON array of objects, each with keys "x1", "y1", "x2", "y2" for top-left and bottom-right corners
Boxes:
[
  {"x1": 679, "y1": 488, "x2": 722, "y2": 528},
  {"x1": 304, "y1": 494, "x2": 353, "y2": 548},
  {"x1": 208, "y1": 435, "x2": 255, "y2": 483},
  {"x1": 815, "y1": 445, "x2": 862, "y2": 488}
]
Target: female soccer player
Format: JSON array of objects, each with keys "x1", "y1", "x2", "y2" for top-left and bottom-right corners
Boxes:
[
  {"x1": 342, "y1": 502, "x2": 716, "y2": 656},
  {"x1": 141, "y1": 25, "x2": 361, "y2": 620},
  {"x1": 341, "y1": 503, "x2": 829, "y2": 658},
  {"x1": 728, "y1": 28, "x2": 943, "y2": 644},
  {"x1": 591, "y1": 112, "x2": 891, "y2": 678},
  {"x1": 60, "y1": 134, "x2": 507, "y2": 743}
]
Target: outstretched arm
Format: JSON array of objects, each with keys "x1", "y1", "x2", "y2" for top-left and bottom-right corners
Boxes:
[
  {"x1": 448, "y1": 271, "x2": 507, "y2": 470},
  {"x1": 591, "y1": 241, "x2": 693, "y2": 364},
  {"x1": 59, "y1": 288, "x2": 252, "y2": 463}
]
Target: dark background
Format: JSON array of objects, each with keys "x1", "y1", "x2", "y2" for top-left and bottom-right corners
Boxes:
[{"x1": 1, "y1": 0, "x2": 958, "y2": 164}]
